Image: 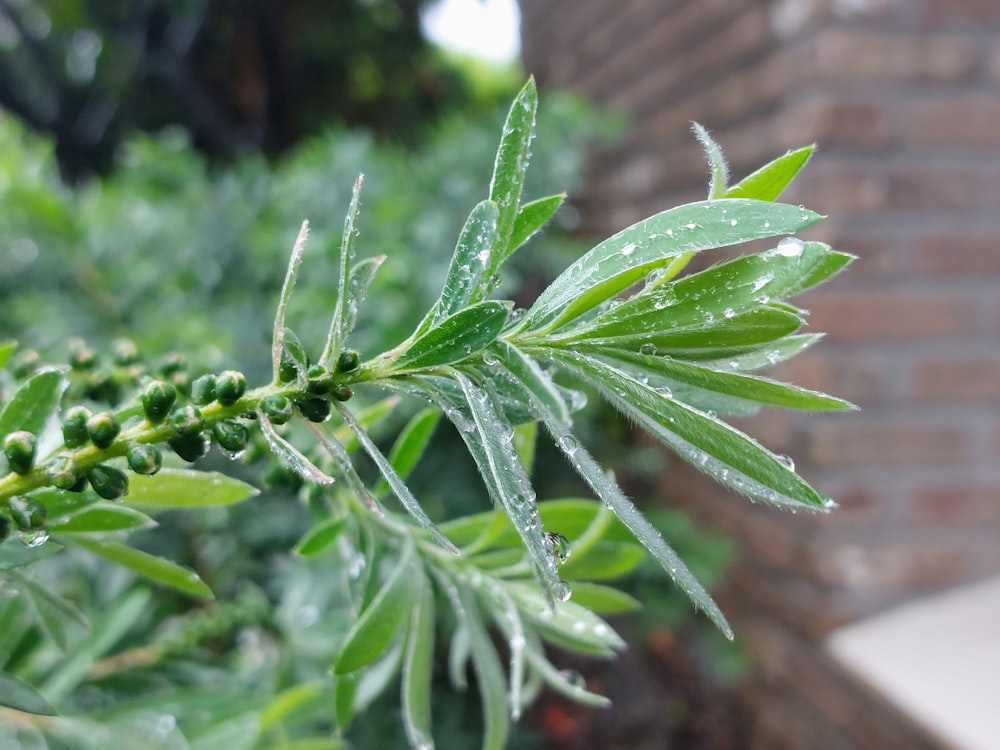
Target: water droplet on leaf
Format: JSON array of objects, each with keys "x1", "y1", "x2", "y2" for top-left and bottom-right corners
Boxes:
[{"x1": 553, "y1": 580, "x2": 572, "y2": 602}]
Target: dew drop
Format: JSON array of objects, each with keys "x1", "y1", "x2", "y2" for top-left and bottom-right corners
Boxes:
[
  {"x1": 553, "y1": 580, "x2": 572, "y2": 602},
  {"x1": 639, "y1": 342, "x2": 657, "y2": 356},
  {"x1": 729, "y1": 218, "x2": 738, "y2": 227},
  {"x1": 775, "y1": 236, "x2": 804, "y2": 258},
  {"x1": 620, "y1": 241, "x2": 637, "y2": 257},
  {"x1": 221, "y1": 446, "x2": 247, "y2": 461},
  {"x1": 777, "y1": 454, "x2": 796, "y2": 471},
  {"x1": 482, "y1": 350, "x2": 499, "y2": 366},
  {"x1": 723, "y1": 307, "x2": 735, "y2": 319},
  {"x1": 559, "y1": 435, "x2": 579, "y2": 455},
  {"x1": 657, "y1": 385, "x2": 673, "y2": 399},
  {"x1": 558, "y1": 669, "x2": 586, "y2": 689},
  {"x1": 17, "y1": 529, "x2": 49, "y2": 549},
  {"x1": 545, "y1": 531, "x2": 572, "y2": 563}
]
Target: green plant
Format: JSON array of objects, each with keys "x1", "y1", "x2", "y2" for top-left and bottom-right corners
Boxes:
[{"x1": 0, "y1": 79, "x2": 853, "y2": 748}]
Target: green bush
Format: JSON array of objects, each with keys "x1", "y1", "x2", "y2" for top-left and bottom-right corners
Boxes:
[{"x1": 0, "y1": 80, "x2": 853, "y2": 748}]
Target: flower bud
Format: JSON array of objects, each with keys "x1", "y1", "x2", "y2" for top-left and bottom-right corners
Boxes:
[
  {"x1": 332, "y1": 384, "x2": 353, "y2": 402},
  {"x1": 158, "y1": 352, "x2": 188, "y2": 376},
  {"x1": 45, "y1": 455, "x2": 82, "y2": 490},
  {"x1": 87, "y1": 465, "x2": 129, "y2": 500},
  {"x1": 336, "y1": 349, "x2": 360, "y2": 373},
  {"x1": 170, "y1": 405, "x2": 204, "y2": 437},
  {"x1": 111, "y1": 338, "x2": 140, "y2": 366},
  {"x1": 142, "y1": 380, "x2": 177, "y2": 424},
  {"x1": 190, "y1": 374, "x2": 217, "y2": 405},
  {"x1": 278, "y1": 350, "x2": 300, "y2": 384},
  {"x1": 307, "y1": 367, "x2": 336, "y2": 395},
  {"x1": 3, "y1": 431, "x2": 37, "y2": 475},
  {"x1": 9, "y1": 496, "x2": 46, "y2": 530},
  {"x1": 68, "y1": 338, "x2": 97, "y2": 370},
  {"x1": 169, "y1": 434, "x2": 210, "y2": 463},
  {"x1": 87, "y1": 411, "x2": 121, "y2": 449},
  {"x1": 261, "y1": 394, "x2": 294, "y2": 424},
  {"x1": 126, "y1": 443, "x2": 162, "y2": 475},
  {"x1": 61, "y1": 405, "x2": 92, "y2": 448},
  {"x1": 295, "y1": 396, "x2": 331, "y2": 423},
  {"x1": 213, "y1": 420, "x2": 249, "y2": 455},
  {"x1": 215, "y1": 370, "x2": 247, "y2": 406}
]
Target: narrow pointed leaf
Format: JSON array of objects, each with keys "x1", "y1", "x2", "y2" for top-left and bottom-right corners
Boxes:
[
  {"x1": 273, "y1": 221, "x2": 310, "y2": 377},
  {"x1": 335, "y1": 402, "x2": 456, "y2": 553},
  {"x1": 452, "y1": 371, "x2": 562, "y2": 602},
  {"x1": 555, "y1": 350, "x2": 829, "y2": 511},
  {"x1": 323, "y1": 174, "x2": 365, "y2": 363},
  {"x1": 308, "y1": 422, "x2": 383, "y2": 514},
  {"x1": 436, "y1": 199, "x2": 499, "y2": 320},
  {"x1": 125, "y1": 468, "x2": 258, "y2": 508},
  {"x1": 700, "y1": 333, "x2": 822, "y2": 373},
  {"x1": 724, "y1": 145, "x2": 815, "y2": 201},
  {"x1": 259, "y1": 412, "x2": 335, "y2": 485},
  {"x1": 0, "y1": 367, "x2": 67, "y2": 437},
  {"x1": 489, "y1": 76, "x2": 537, "y2": 265},
  {"x1": 393, "y1": 300, "x2": 510, "y2": 371},
  {"x1": 497, "y1": 363, "x2": 732, "y2": 636},
  {"x1": 521, "y1": 199, "x2": 822, "y2": 334},
  {"x1": 294, "y1": 516, "x2": 348, "y2": 556},
  {"x1": 48, "y1": 502, "x2": 156, "y2": 533},
  {"x1": 488, "y1": 340, "x2": 569, "y2": 426},
  {"x1": 522, "y1": 633, "x2": 610, "y2": 708},
  {"x1": 508, "y1": 192, "x2": 565, "y2": 255},
  {"x1": 339, "y1": 254, "x2": 386, "y2": 343},
  {"x1": 505, "y1": 581, "x2": 624, "y2": 656},
  {"x1": 335, "y1": 538, "x2": 417, "y2": 674},
  {"x1": 65, "y1": 537, "x2": 213, "y2": 599},
  {"x1": 401, "y1": 571, "x2": 435, "y2": 750},
  {"x1": 596, "y1": 349, "x2": 856, "y2": 412},
  {"x1": 454, "y1": 583, "x2": 509, "y2": 750},
  {"x1": 692, "y1": 123, "x2": 729, "y2": 199}
]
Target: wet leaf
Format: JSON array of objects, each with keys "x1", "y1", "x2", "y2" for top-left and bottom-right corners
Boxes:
[
  {"x1": 394, "y1": 301, "x2": 510, "y2": 372},
  {"x1": 436, "y1": 199, "x2": 498, "y2": 320},
  {"x1": 65, "y1": 537, "x2": 213, "y2": 599},
  {"x1": 0, "y1": 670, "x2": 56, "y2": 715},
  {"x1": 125, "y1": 467, "x2": 258, "y2": 508},
  {"x1": 725, "y1": 145, "x2": 815, "y2": 201},
  {"x1": 0, "y1": 367, "x2": 67, "y2": 438}
]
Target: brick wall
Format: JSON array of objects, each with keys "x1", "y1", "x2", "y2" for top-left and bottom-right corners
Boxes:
[{"x1": 522, "y1": 0, "x2": 1000, "y2": 747}]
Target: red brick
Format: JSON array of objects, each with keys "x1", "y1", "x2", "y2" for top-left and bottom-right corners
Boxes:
[
  {"x1": 901, "y1": 93, "x2": 1000, "y2": 149},
  {"x1": 911, "y1": 485, "x2": 1000, "y2": 524},
  {"x1": 769, "y1": 350, "x2": 890, "y2": 406},
  {"x1": 809, "y1": 539, "x2": 971, "y2": 589},
  {"x1": 807, "y1": 30, "x2": 981, "y2": 83},
  {"x1": 776, "y1": 97, "x2": 892, "y2": 150},
  {"x1": 805, "y1": 419, "x2": 971, "y2": 467},
  {"x1": 909, "y1": 357, "x2": 1000, "y2": 402},
  {"x1": 911, "y1": 235, "x2": 1000, "y2": 277},
  {"x1": 802, "y1": 288, "x2": 979, "y2": 341},
  {"x1": 913, "y1": 0, "x2": 1000, "y2": 25}
]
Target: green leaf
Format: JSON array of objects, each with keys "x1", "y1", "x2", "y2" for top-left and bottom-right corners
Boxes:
[
  {"x1": 339, "y1": 254, "x2": 386, "y2": 343},
  {"x1": 488, "y1": 340, "x2": 569, "y2": 426},
  {"x1": 0, "y1": 367, "x2": 67, "y2": 437},
  {"x1": 504, "y1": 581, "x2": 624, "y2": 657},
  {"x1": 401, "y1": 571, "x2": 435, "y2": 750},
  {"x1": 566, "y1": 582, "x2": 641, "y2": 615},
  {"x1": 5, "y1": 568, "x2": 88, "y2": 651},
  {"x1": 0, "y1": 341, "x2": 16, "y2": 370},
  {"x1": 124, "y1": 467, "x2": 258, "y2": 508},
  {"x1": 259, "y1": 680, "x2": 329, "y2": 732},
  {"x1": 435, "y1": 199, "x2": 499, "y2": 320},
  {"x1": 0, "y1": 669, "x2": 57, "y2": 715},
  {"x1": 692, "y1": 123, "x2": 729, "y2": 199},
  {"x1": 0, "y1": 537, "x2": 62, "y2": 569},
  {"x1": 451, "y1": 371, "x2": 562, "y2": 603},
  {"x1": 293, "y1": 516, "x2": 348, "y2": 556},
  {"x1": 558, "y1": 541, "x2": 646, "y2": 581},
  {"x1": 393, "y1": 300, "x2": 510, "y2": 372},
  {"x1": 520, "y1": 199, "x2": 822, "y2": 334},
  {"x1": 555, "y1": 350, "x2": 830, "y2": 511},
  {"x1": 508, "y1": 192, "x2": 565, "y2": 254},
  {"x1": 521, "y1": 632, "x2": 610, "y2": 708},
  {"x1": 259, "y1": 412, "x2": 336, "y2": 486},
  {"x1": 188, "y1": 712, "x2": 261, "y2": 750},
  {"x1": 335, "y1": 402, "x2": 457, "y2": 554},
  {"x1": 65, "y1": 537, "x2": 213, "y2": 599},
  {"x1": 595, "y1": 349, "x2": 856, "y2": 412},
  {"x1": 334, "y1": 538, "x2": 417, "y2": 674},
  {"x1": 497, "y1": 366, "x2": 732, "y2": 636},
  {"x1": 700, "y1": 333, "x2": 822, "y2": 373},
  {"x1": 453, "y1": 582, "x2": 509, "y2": 750},
  {"x1": 48, "y1": 502, "x2": 156, "y2": 533},
  {"x1": 488, "y1": 76, "x2": 537, "y2": 266},
  {"x1": 272, "y1": 221, "x2": 311, "y2": 378},
  {"x1": 372, "y1": 407, "x2": 441, "y2": 498},
  {"x1": 323, "y1": 174, "x2": 366, "y2": 363},
  {"x1": 724, "y1": 145, "x2": 815, "y2": 201}
]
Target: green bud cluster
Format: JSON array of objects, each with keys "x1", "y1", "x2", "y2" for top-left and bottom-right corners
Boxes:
[
  {"x1": 142, "y1": 380, "x2": 177, "y2": 423},
  {"x1": 9, "y1": 496, "x2": 46, "y2": 531},
  {"x1": 87, "y1": 465, "x2": 129, "y2": 500},
  {"x1": 45, "y1": 455, "x2": 83, "y2": 490},
  {"x1": 127, "y1": 443, "x2": 162, "y2": 475},
  {"x1": 87, "y1": 412, "x2": 121, "y2": 449}
]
